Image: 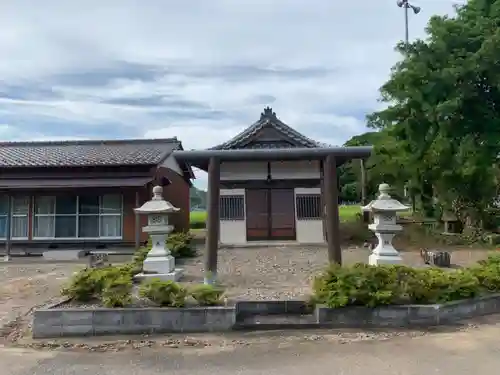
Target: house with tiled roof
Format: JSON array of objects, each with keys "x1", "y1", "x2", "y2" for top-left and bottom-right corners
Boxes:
[{"x1": 0, "y1": 138, "x2": 194, "y2": 253}]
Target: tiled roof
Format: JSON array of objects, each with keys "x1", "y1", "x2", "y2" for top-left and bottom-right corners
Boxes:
[
  {"x1": 211, "y1": 107, "x2": 323, "y2": 150},
  {"x1": 0, "y1": 138, "x2": 181, "y2": 168}
]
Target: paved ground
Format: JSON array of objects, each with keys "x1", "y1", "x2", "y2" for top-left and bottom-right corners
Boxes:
[{"x1": 3, "y1": 318, "x2": 500, "y2": 374}]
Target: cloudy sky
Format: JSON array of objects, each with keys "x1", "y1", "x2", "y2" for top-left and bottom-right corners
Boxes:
[{"x1": 0, "y1": 0, "x2": 461, "y2": 188}]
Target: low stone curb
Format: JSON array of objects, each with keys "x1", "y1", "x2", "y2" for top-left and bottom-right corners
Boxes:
[
  {"x1": 32, "y1": 294, "x2": 500, "y2": 338},
  {"x1": 32, "y1": 306, "x2": 236, "y2": 339}
]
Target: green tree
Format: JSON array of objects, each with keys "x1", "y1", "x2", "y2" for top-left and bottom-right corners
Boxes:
[
  {"x1": 190, "y1": 187, "x2": 207, "y2": 209},
  {"x1": 340, "y1": 130, "x2": 410, "y2": 202},
  {"x1": 367, "y1": 0, "x2": 500, "y2": 225}
]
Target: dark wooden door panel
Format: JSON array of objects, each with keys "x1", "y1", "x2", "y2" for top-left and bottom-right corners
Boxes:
[
  {"x1": 245, "y1": 189, "x2": 270, "y2": 241},
  {"x1": 270, "y1": 188, "x2": 296, "y2": 240},
  {"x1": 245, "y1": 188, "x2": 296, "y2": 241}
]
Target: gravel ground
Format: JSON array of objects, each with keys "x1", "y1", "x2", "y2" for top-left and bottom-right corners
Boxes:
[
  {"x1": 0, "y1": 246, "x2": 493, "y2": 353},
  {"x1": 0, "y1": 246, "x2": 493, "y2": 341},
  {"x1": 63, "y1": 246, "x2": 494, "y2": 307},
  {"x1": 178, "y1": 246, "x2": 492, "y2": 301},
  {"x1": 0, "y1": 261, "x2": 83, "y2": 341}
]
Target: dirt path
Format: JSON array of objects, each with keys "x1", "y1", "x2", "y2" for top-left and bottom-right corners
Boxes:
[{"x1": 0, "y1": 262, "x2": 82, "y2": 338}]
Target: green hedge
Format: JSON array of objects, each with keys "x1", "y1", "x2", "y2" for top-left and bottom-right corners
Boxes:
[
  {"x1": 312, "y1": 253, "x2": 500, "y2": 308},
  {"x1": 61, "y1": 232, "x2": 220, "y2": 307}
]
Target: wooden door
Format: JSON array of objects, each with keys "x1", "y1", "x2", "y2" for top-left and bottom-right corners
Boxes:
[
  {"x1": 245, "y1": 188, "x2": 296, "y2": 241},
  {"x1": 245, "y1": 189, "x2": 270, "y2": 241},
  {"x1": 270, "y1": 189, "x2": 296, "y2": 240}
]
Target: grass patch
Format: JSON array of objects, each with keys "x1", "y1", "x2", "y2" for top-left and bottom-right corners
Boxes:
[
  {"x1": 190, "y1": 205, "x2": 409, "y2": 226},
  {"x1": 339, "y1": 205, "x2": 362, "y2": 222},
  {"x1": 190, "y1": 211, "x2": 207, "y2": 229}
]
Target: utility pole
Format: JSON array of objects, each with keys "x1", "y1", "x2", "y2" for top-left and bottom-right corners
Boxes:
[{"x1": 397, "y1": 0, "x2": 420, "y2": 214}]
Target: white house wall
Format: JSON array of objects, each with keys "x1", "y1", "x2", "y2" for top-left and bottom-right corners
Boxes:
[
  {"x1": 220, "y1": 162, "x2": 268, "y2": 180},
  {"x1": 219, "y1": 188, "x2": 246, "y2": 245},
  {"x1": 294, "y1": 187, "x2": 325, "y2": 244},
  {"x1": 270, "y1": 161, "x2": 320, "y2": 179},
  {"x1": 220, "y1": 161, "x2": 320, "y2": 181}
]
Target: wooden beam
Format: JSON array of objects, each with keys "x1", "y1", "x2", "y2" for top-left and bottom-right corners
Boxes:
[
  {"x1": 324, "y1": 155, "x2": 341, "y2": 264},
  {"x1": 205, "y1": 157, "x2": 221, "y2": 284},
  {"x1": 319, "y1": 160, "x2": 327, "y2": 241},
  {"x1": 360, "y1": 159, "x2": 370, "y2": 223},
  {"x1": 135, "y1": 190, "x2": 141, "y2": 251}
]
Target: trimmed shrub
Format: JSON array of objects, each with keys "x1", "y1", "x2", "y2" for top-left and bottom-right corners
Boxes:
[
  {"x1": 469, "y1": 254, "x2": 500, "y2": 292},
  {"x1": 131, "y1": 245, "x2": 151, "y2": 269},
  {"x1": 168, "y1": 232, "x2": 197, "y2": 258},
  {"x1": 138, "y1": 279, "x2": 188, "y2": 307},
  {"x1": 62, "y1": 265, "x2": 136, "y2": 302},
  {"x1": 190, "y1": 284, "x2": 225, "y2": 306},
  {"x1": 61, "y1": 268, "x2": 100, "y2": 302},
  {"x1": 190, "y1": 221, "x2": 206, "y2": 229},
  {"x1": 101, "y1": 275, "x2": 133, "y2": 307},
  {"x1": 312, "y1": 263, "x2": 485, "y2": 308}
]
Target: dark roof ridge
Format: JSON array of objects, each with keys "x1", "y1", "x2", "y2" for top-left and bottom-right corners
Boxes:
[
  {"x1": 0, "y1": 137, "x2": 179, "y2": 147},
  {"x1": 210, "y1": 107, "x2": 321, "y2": 150},
  {"x1": 267, "y1": 117, "x2": 320, "y2": 147}
]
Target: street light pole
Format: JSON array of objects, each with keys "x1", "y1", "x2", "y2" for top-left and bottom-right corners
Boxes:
[
  {"x1": 404, "y1": 2, "x2": 409, "y2": 44},
  {"x1": 397, "y1": 0, "x2": 421, "y2": 45}
]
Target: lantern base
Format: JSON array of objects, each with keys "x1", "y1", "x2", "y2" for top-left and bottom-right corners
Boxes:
[
  {"x1": 368, "y1": 253, "x2": 402, "y2": 266},
  {"x1": 134, "y1": 268, "x2": 184, "y2": 282},
  {"x1": 143, "y1": 254, "x2": 176, "y2": 274}
]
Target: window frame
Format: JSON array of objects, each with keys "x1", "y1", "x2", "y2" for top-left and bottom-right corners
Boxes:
[
  {"x1": 10, "y1": 196, "x2": 30, "y2": 240},
  {"x1": 219, "y1": 195, "x2": 245, "y2": 221},
  {"x1": 0, "y1": 196, "x2": 9, "y2": 240},
  {"x1": 295, "y1": 194, "x2": 322, "y2": 221},
  {"x1": 32, "y1": 194, "x2": 124, "y2": 240}
]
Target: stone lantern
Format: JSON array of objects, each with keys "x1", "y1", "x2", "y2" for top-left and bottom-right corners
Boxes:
[
  {"x1": 442, "y1": 211, "x2": 459, "y2": 235},
  {"x1": 134, "y1": 185, "x2": 183, "y2": 281},
  {"x1": 362, "y1": 183, "x2": 410, "y2": 266}
]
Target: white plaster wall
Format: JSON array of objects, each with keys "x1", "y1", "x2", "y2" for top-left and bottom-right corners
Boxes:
[
  {"x1": 220, "y1": 162, "x2": 268, "y2": 180},
  {"x1": 219, "y1": 188, "x2": 247, "y2": 244},
  {"x1": 270, "y1": 161, "x2": 320, "y2": 179},
  {"x1": 294, "y1": 187, "x2": 325, "y2": 243}
]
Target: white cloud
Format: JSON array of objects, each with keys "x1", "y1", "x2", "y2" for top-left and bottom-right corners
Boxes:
[{"x1": 0, "y1": 0, "x2": 462, "y2": 184}]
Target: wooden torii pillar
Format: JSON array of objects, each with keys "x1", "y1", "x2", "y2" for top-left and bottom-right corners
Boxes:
[
  {"x1": 204, "y1": 157, "x2": 220, "y2": 284},
  {"x1": 324, "y1": 154, "x2": 341, "y2": 264}
]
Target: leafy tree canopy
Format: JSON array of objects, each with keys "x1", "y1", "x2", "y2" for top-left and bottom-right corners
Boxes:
[{"x1": 367, "y1": 0, "x2": 500, "y2": 223}]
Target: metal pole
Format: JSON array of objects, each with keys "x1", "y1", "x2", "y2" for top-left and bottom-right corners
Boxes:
[{"x1": 404, "y1": 2, "x2": 409, "y2": 44}]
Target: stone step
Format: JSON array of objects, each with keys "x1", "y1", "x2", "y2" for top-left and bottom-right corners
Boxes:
[
  {"x1": 42, "y1": 250, "x2": 87, "y2": 261},
  {"x1": 235, "y1": 313, "x2": 317, "y2": 330}
]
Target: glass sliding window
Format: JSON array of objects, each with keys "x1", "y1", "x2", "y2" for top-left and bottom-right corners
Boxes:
[
  {"x1": 11, "y1": 196, "x2": 29, "y2": 238},
  {"x1": 99, "y1": 195, "x2": 122, "y2": 238},
  {"x1": 33, "y1": 196, "x2": 78, "y2": 238},
  {"x1": 0, "y1": 196, "x2": 8, "y2": 239},
  {"x1": 54, "y1": 196, "x2": 77, "y2": 238},
  {"x1": 55, "y1": 216, "x2": 77, "y2": 238},
  {"x1": 33, "y1": 194, "x2": 122, "y2": 239},
  {"x1": 33, "y1": 196, "x2": 55, "y2": 238},
  {"x1": 78, "y1": 195, "x2": 99, "y2": 238}
]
